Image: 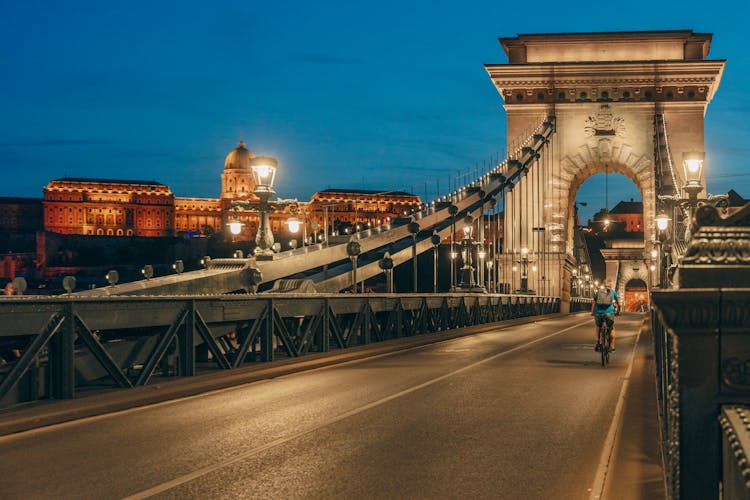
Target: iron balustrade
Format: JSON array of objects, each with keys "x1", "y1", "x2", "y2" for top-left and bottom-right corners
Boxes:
[
  {"x1": 0, "y1": 293, "x2": 560, "y2": 409},
  {"x1": 569, "y1": 297, "x2": 593, "y2": 313}
]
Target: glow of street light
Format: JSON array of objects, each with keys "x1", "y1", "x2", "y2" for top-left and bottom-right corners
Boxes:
[
  {"x1": 229, "y1": 221, "x2": 242, "y2": 235},
  {"x1": 656, "y1": 212, "x2": 670, "y2": 231},
  {"x1": 286, "y1": 217, "x2": 301, "y2": 233}
]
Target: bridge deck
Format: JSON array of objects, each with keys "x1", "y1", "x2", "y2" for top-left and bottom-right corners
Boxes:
[{"x1": 0, "y1": 312, "x2": 663, "y2": 499}]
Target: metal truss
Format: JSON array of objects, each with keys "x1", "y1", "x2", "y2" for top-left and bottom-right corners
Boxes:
[{"x1": 0, "y1": 293, "x2": 559, "y2": 408}]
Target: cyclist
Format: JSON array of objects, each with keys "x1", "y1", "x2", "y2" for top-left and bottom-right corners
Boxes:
[{"x1": 592, "y1": 279, "x2": 620, "y2": 352}]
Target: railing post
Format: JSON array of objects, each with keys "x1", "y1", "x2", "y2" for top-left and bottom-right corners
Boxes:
[
  {"x1": 261, "y1": 299, "x2": 274, "y2": 362},
  {"x1": 179, "y1": 300, "x2": 196, "y2": 377},
  {"x1": 48, "y1": 302, "x2": 76, "y2": 399},
  {"x1": 319, "y1": 298, "x2": 330, "y2": 353}
]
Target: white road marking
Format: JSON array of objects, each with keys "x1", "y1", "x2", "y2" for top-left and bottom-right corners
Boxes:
[{"x1": 123, "y1": 318, "x2": 592, "y2": 499}]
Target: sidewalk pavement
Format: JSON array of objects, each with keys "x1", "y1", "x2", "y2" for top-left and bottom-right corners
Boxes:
[{"x1": 603, "y1": 316, "x2": 666, "y2": 499}]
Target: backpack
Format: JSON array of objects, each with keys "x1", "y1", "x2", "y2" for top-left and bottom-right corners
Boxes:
[{"x1": 595, "y1": 287, "x2": 613, "y2": 306}]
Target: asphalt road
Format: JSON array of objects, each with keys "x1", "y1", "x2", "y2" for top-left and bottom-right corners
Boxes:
[{"x1": 0, "y1": 312, "x2": 644, "y2": 499}]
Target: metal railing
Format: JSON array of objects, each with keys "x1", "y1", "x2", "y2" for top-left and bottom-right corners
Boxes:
[
  {"x1": 0, "y1": 293, "x2": 560, "y2": 409},
  {"x1": 651, "y1": 310, "x2": 680, "y2": 499},
  {"x1": 569, "y1": 297, "x2": 593, "y2": 313}
]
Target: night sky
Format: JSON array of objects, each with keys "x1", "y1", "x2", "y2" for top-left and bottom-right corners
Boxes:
[{"x1": 2, "y1": 1, "x2": 748, "y2": 223}]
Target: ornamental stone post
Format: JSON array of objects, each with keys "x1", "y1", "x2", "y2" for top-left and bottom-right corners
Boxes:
[{"x1": 651, "y1": 203, "x2": 750, "y2": 499}]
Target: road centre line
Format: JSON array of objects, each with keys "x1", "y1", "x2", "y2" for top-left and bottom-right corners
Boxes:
[{"x1": 123, "y1": 318, "x2": 592, "y2": 499}]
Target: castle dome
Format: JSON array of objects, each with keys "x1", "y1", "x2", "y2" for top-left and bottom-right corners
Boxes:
[{"x1": 224, "y1": 140, "x2": 255, "y2": 169}]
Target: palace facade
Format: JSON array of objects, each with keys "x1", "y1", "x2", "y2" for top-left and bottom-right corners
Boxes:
[{"x1": 33, "y1": 141, "x2": 421, "y2": 241}]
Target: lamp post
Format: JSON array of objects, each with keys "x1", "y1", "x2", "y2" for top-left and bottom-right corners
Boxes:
[
  {"x1": 455, "y1": 215, "x2": 484, "y2": 292},
  {"x1": 448, "y1": 204, "x2": 459, "y2": 291},
  {"x1": 346, "y1": 237, "x2": 361, "y2": 293},
  {"x1": 379, "y1": 252, "x2": 394, "y2": 293},
  {"x1": 407, "y1": 221, "x2": 420, "y2": 292},
  {"x1": 515, "y1": 246, "x2": 535, "y2": 294},
  {"x1": 477, "y1": 244, "x2": 486, "y2": 290},
  {"x1": 251, "y1": 156, "x2": 278, "y2": 260},
  {"x1": 227, "y1": 206, "x2": 243, "y2": 236},
  {"x1": 230, "y1": 155, "x2": 297, "y2": 260},
  {"x1": 449, "y1": 243, "x2": 458, "y2": 291},
  {"x1": 655, "y1": 151, "x2": 728, "y2": 286},
  {"x1": 285, "y1": 202, "x2": 310, "y2": 248},
  {"x1": 431, "y1": 231, "x2": 441, "y2": 293},
  {"x1": 487, "y1": 259, "x2": 494, "y2": 293}
]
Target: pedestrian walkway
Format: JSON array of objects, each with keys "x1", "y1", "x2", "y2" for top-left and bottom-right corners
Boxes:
[{"x1": 603, "y1": 317, "x2": 666, "y2": 499}]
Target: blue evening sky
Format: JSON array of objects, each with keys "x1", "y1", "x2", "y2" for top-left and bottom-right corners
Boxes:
[{"x1": 1, "y1": 0, "x2": 747, "y2": 223}]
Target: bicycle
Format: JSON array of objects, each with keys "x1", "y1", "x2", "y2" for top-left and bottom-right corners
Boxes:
[{"x1": 598, "y1": 322, "x2": 611, "y2": 367}]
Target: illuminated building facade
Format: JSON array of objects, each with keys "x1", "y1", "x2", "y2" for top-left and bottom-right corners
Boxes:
[
  {"x1": 307, "y1": 189, "x2": 421, "y2": 234},
  {"x1": 43, "y1": 178, "x2": 175, "y2": 237},
  {"x1": 608, "y1": 199, "x2": 643, "y2": 232},
  {"x1": 29, "y1": 141, "x2": 421, "y2": 241}
]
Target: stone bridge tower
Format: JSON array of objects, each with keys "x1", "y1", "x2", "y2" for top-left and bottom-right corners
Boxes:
[{"x1": 485, "y1": 30, "x2": 725, "y2": 309}]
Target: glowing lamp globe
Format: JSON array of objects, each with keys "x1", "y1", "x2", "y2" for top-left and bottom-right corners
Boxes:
[
  {"x1": 655, "y1": 212, "x2": 670, "y2": 232},
  {"x1": 286, "y1": 216, "x2": 301, "y2": 233},
  {"x1": 250, "y1": 156, "x2": 278, "y2": 190}
]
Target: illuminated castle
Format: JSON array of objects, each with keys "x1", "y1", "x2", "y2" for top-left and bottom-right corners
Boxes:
[{"x1": 39, "y1": 141, "x2": 421, "y2": 240}]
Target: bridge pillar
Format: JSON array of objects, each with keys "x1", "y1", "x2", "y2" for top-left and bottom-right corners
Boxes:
[
  {"x1": 651, "y1": 204, "x2": 750, "y2": 499},
  {"x1": 486, "y1": 31, "x2": 724, "y2": 307}
]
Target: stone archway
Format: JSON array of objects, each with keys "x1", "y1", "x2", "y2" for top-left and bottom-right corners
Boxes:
[
  {"x1": 555, "y1": 104, "x2": 656, "y2": 257},
  {"x1": 619, "y1": 272, "x2": 650, "y2": 312},
  {"x1": 486, "y1": 31, "x2": 724, "y2": 309}
]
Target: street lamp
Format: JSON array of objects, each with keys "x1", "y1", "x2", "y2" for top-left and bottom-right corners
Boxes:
[
  {"x1": 251, "y1": 156, "x2": 278, "y2": 260},
  {"x1": 448, "y1": 204, "x2": 459, "y2": 291},
  {"x1": 227, "y1": 206, "x2": 243, "y2": 236},
  {"x1": 655, "y1": 151, "x2": 729, "y2": 286},
  {"x1": 456, "y1": 215, "x2": 476, "y2": 290},
  {"x1": 515, "y1": 246, "x2": 535, "y2": 294},
  {"x1": 571, "y1": 268, "x2": 578, "y2": 297},
  {"x1": 682, "y1": 151, "x2": 705, "y2": 200},
  {"x1": 285, "y1": 202, "x2": 310, "y2": 248},
  {"x1": 656, "y1": 211, "x2": 670, "y2": 232},
  {"x1": 449, "y1": 243, "x2": 458, "y2": 291},
  {"x1": 231, "y1": 155, "x2": 296, "y2": 260},
  {"x1": 407, "y1": 221, "x2": 420, "y2": 292},
  {"x1": 477, "y1": 244, "x2": 486, "y2": 290},
  {"x1": 431, "y1": 231, "x2": 441, "y2": 293},
  {"x1": 346, "y1": 237, "x2": 361, "y2": 293},
  {"x1": 379, "y1": 252, "x2": 394, "y2": 293}
]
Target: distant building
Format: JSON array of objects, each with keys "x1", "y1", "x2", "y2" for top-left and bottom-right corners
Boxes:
[
  {"x1": 5, "y1": 141, "x2": 420, "y2": 244},
  {"x1": 0, "y1": 197, "x2": 43, "y2": 232},
  {"x1": 609, "y1": 199, "x2": 643, "y2": 232},
  {"x1": 307, "y1": 188, "x2": 421, "y2": 234},
  {"x1": 43, "y1": 178, "x2": 175, "y2": 237}
]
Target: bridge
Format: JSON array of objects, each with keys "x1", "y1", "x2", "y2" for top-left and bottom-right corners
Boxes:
[{"x1": 1, "y1": 30, "x2": 747, "y2": 499}]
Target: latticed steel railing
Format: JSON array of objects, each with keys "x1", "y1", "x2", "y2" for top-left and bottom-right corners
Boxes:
[{"x1": 0, "y1": 293, "x2": 559, "y2": 409}]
